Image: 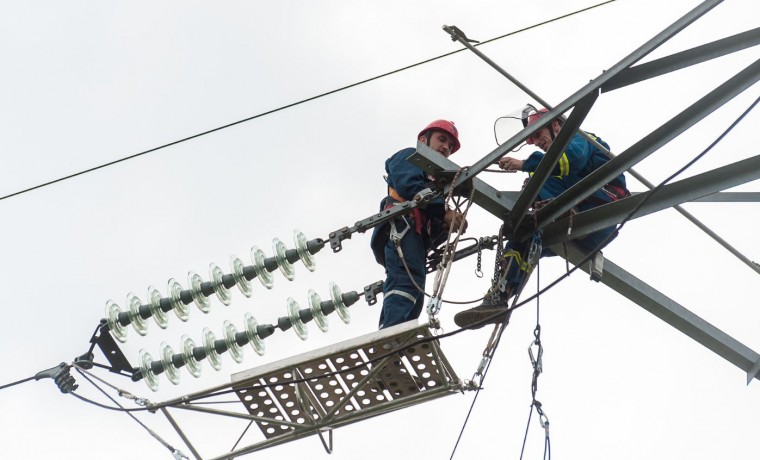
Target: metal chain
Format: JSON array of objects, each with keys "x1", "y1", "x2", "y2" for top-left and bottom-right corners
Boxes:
[
  {"x1": 488, "y1": 223, "x2": 506, "y2": 293},
  {"x1": 475, "y1": 243, "x2": 484, "y2": 278}
]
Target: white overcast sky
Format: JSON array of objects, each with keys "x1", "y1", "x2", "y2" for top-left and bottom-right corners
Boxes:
[{"x1": 1, "y1": 1, "x2": 759, "y2": 459}]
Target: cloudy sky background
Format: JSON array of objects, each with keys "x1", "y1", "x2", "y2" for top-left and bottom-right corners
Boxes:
[{"x1": 1, "y1": 1, "x2": 759, "y2": 459}]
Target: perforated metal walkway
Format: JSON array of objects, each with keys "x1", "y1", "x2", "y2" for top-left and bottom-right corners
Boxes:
[{"x1": 227, "y1": 321, "x2": 462, "y2": 455}]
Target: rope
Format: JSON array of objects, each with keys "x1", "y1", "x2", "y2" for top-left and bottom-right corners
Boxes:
[
  {"x1": 74, "y1": 364, "x2": 152, "y2": 406},
  {"x1": 73, "y1": 368, "x2": 187, "y2": 458},
  {"x1": 393, "y1": 167, "x2": 484, "y2": 307},
  {"x1": 449, "y1": 321, "x2": 508, "y2": 459},
  {"x1": 519, "y1": 262, "x2": 551, "y2": 460},
  {"x1": 427, "y1": 168, "x2": 478, "y2": 316}
]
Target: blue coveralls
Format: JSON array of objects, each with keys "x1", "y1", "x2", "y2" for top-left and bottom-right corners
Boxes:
[
  {"x1": 370, "y1": 147, "x2": 447, "y2": 329},
  {"x1": 502, "y1": 133, "x2": 629, "y2": 294}
]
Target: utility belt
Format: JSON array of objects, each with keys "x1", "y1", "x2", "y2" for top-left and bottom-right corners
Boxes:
[{"x1": 370, "y1": 186, "x2": 441, "y2": 267}]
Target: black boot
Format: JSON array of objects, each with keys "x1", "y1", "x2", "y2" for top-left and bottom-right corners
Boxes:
[{"x1": 454, "y1": 290, "x2": 511, "y2": 329}]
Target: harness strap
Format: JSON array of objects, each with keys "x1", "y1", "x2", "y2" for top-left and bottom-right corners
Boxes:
[
  {"x1": 388, "y1": 186, "x2": 405, "y2": 203},
  {"x1": 387, "y1": 186, "x2": 424, "y2": 235}
]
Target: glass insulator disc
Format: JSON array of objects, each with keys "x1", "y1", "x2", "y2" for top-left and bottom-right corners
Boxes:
[
  {"x1": 203, "y1": 327, "x2": 222, "y2": 371},
  {"x1": 308, "y1": 289, "x2": 329, "y2": 332},
  {"x1": 128, "y1": 292, "x2": 148, "y2": 336},
  {"x1": 251, "y1": 246, "x2": 273, "y2": 289},
  {"x1": 106, "y1": 299, "x2": 128, "y2": 343},
  {"x1": 230, "y1": 256, "x2": 252, "y2": 297},
  {"x1": 244, "y1": 313, "x2": 265, "y2": 356},
  {"x1": 330, "y1": 281, "x2": 351, "y2": 324},
  {"x1": 294, "y1": 229, "x2": 316, "y2": 272},
  {"x1": 188, "y1": 271, "x2": 211, "y2": 313},
  {"x1": 273, "y1": 238, "x2": 295, "y2": 281},
  {"x1": 287, "y1": 297, "x2": 308, "y2": 341}
]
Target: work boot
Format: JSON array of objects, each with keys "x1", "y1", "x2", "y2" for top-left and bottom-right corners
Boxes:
[{"x1": 454, "y1": 290, "x2": 511, "y2": 329}]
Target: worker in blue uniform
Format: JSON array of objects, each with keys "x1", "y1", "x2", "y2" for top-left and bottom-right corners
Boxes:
[
  {"x1": 454, "y1": 105, "x2": 630, "y2": 329},
  {"x1": 371, "y1": 120, "x2": 468, "y2": 329}
]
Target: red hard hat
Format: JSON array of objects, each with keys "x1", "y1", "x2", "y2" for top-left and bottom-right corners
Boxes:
[{"x1": 419, "y1": 119, "x2": 461, "y2": 153}]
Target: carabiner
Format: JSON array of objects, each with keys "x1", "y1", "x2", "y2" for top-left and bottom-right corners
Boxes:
[
  {"x1": 528, "y1": 340, "x2": 543, "y2": 374},
  {"x1": 527, "y1": 231, "x2": 543, "y2": 266}
]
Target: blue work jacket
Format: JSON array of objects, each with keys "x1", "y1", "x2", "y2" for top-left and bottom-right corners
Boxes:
[{"x1": 522, "y1": 133, "x2": 628, "y2": 209}]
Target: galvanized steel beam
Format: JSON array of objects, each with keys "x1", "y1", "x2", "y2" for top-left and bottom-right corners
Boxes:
[
  {"x1": 558, "y1": 244, "x2": 760, "y2": 382},
  {"x1": 534, "y1": 57, "x2": 760, "y2": 230},
  {"x1": 442, "y1": 0, "x2": 723, "y2": 182},
  {"x1": 541, "y1": 153, "x2": 760, "y2": 245},
  {"x1": 602, "y1": 27, "x2": 760, "y2": 92}
]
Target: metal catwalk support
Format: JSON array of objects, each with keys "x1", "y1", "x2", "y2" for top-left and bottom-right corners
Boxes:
[
  {"x1": 150, "y1": 322, "x2": 463, "y2": 459},
  {"x1": 409, "y1": 143, "x2": 760, "y2": 382},
  {"x1": 444, "y1": 0, "x2": 760, "y2": 275}
]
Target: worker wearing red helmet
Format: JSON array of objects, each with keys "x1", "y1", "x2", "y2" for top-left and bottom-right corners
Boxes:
[
  {"x1": 454, "y1": 105, "x2": 630, "y2": 329},
  {"x1": 371, "y1": 120, "x2": 467, "y2": 329}
]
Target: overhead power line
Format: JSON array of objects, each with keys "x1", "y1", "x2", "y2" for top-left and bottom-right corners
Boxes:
[
  {"x1": 0, "y1": 0, "x2": 617, "y2": 204},
  {"x1": 0, "y1": 375, "x2": 35, "y2": 391}
]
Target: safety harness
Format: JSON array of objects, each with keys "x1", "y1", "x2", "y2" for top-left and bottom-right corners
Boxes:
[{"x1": 386, "y1": 186, "x2": 425, "y2": 235}]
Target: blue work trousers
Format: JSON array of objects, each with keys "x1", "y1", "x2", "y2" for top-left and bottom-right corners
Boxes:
[
  {"x1": 502, "y1": 176, "x2": 617, "y2": 295},
  {"x1": 379, "y1": 217, "x2": 427, "y2": 329},
  {"x1": 501, "y1": 227, "x2": 615, "y2": 294}
]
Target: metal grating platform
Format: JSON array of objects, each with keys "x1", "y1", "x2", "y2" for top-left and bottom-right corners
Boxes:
[{"x1": 229, "y1": 320, "x2": 462, "y2": 454}]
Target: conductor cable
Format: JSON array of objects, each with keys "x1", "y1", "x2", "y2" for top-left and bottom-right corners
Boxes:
[{"x1": 0, "y1": 0, "x2": 618, "y2": 203}]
